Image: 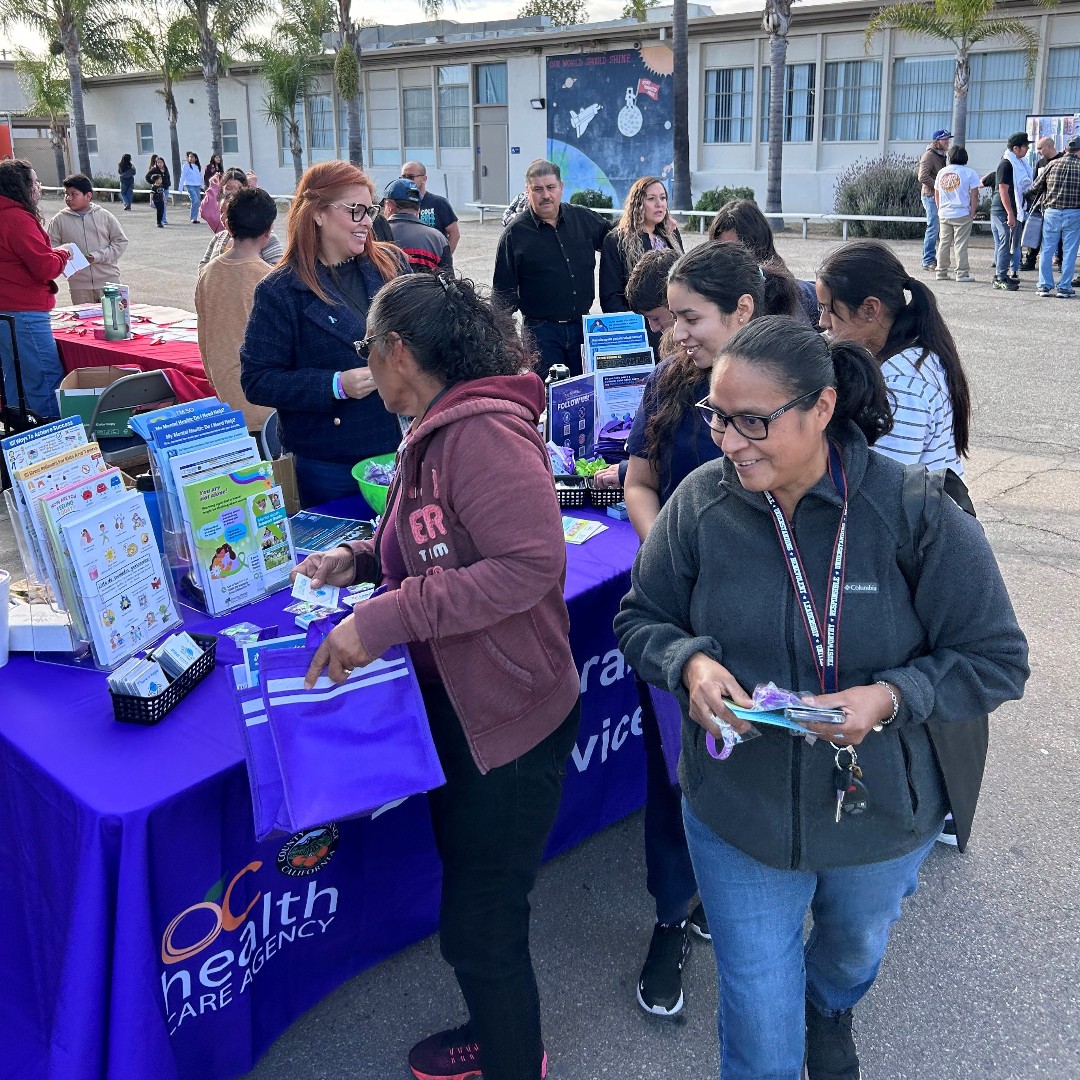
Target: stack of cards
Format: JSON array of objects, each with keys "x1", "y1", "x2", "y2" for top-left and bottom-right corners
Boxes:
[
  {"x1": 107, "y1": 656, "x2": 169, "y2": 698},
  {"x1": 152, "y1": 631, "x2": 205, "y2": 678}
]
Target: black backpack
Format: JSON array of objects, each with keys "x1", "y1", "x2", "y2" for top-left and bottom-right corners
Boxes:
[{"x1": 896, "y1": 465, "x2": 983, "y2": 851}]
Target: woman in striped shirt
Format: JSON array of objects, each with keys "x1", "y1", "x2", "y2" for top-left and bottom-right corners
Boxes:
[{"x1": 814, "y1": 239, "x2": 971, "y2": 474}]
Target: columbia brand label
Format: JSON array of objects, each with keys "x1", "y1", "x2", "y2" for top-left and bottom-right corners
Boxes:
[{"x1": 844, "y1": 582, "x2": 878, "y2": 594}]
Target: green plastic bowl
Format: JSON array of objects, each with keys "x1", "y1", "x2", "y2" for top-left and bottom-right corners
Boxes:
[{"x1": 351, "y1": 453, "x2": 396, "y2": 515}]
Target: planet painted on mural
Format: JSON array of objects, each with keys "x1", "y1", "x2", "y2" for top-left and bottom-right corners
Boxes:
[{"x1": 547, "y1": 141, "x2": 617, "y2": 205}]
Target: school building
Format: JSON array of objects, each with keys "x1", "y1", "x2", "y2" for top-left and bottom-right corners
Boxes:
[{"x1": 1, "y1": 0, "x2": 1078, "y2": 214}]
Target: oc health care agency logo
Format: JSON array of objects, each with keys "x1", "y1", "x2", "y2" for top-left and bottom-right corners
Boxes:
[
  {"x1": 158, "y1": 824, "x2": 342, "y2": 1036},
  {"x1": 277, "y1": 824, "x2": 339, "y2": 876}
]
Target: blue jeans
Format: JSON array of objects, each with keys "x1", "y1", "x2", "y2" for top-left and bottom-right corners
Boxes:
[
  {"x1": 921, "y1": 194, "x2": 938, "y2": 267},
  {"x1": 1038, "y1": 207, "x2": 1080, "y2": 294},
  {"x1": 523, "y1": 317, "x2": 585, "y2": 378},
  {"x1": 991, "y1": 206, "x2": 1023, "y2": 278},
  {"x1": 293, "y1": 454, "x2": 361, "y2": 509},
  {"x1": 684, "y1": 798, "x2": 938, "y2": 1080},
  {"x1": 185, "y1": 184, "x2": 202, "y2": 221},
  {"x1": 0, "y1": 309, "x2": 65, "y2": 419},
  {"x1": 120, "y1": 181, "x2": 133, "y2": 209}
]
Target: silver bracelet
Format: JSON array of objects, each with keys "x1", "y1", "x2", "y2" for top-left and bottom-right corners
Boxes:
[{"x1": 873, "y1": 680, "x2": 900, "y2": 731}]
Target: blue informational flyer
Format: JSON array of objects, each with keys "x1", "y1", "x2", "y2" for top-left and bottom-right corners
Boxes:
[
  {"x1": 547, "y1": 373, "x2": 596, "y2": 460},
  {"x1": 582, "y1": 313, "x2": 649, "y2": 372}
]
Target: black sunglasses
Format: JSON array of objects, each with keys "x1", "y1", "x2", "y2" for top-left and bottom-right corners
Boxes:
[
  {"x1": 354, "y1": 331, "x2": 391, "y2": 361},
  {"x1": 695, "y1": 387, "x2": 826, "y2": 441}
]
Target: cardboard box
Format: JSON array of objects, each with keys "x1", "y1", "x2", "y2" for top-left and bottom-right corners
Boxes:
[{"x1": 56, "y1": 366, "x2": 141, "y2": 439}]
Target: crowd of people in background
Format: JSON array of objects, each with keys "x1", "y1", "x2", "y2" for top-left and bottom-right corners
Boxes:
[{"x1": 0, "y1": 147, "x2": 1035, "y2": 1080}]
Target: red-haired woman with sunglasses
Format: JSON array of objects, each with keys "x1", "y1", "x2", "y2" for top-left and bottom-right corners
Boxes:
[{"x1": 241, "y1": 161, "x2": 409, "y2": 507}]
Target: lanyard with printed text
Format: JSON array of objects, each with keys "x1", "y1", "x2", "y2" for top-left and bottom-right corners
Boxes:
[{"x1": 763, "y1": 441, "x2": 848, "y2": 694}]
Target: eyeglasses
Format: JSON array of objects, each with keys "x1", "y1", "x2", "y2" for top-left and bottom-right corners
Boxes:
[
  {"x1": 401, "y1": 173, "x2": 425, "y2": 181},
  {"x1": 354, "y1": 331, "x2": 390, "y2": 361},
  {"x1": 695, "y1": 387, "x2": 826, "y2": 440},
  {"x1": 330, "y1": 202, "x2": 380, "y2": 222}
]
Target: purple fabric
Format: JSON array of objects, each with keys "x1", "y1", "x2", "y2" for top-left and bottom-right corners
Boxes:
[
  {"x1": 0, "y1": 499, "x2": 643, "y2": 1080},
  {"x1": 648, "y1": 684, "x2": 684, "y2": 786},
  {"x1": 254, "y1": 644, "x2": 444, "y2": 835}
]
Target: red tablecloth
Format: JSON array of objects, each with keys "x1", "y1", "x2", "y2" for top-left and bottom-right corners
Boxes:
[{"x1": 54, "y1": 329, "x2": 213, "y2": 403}]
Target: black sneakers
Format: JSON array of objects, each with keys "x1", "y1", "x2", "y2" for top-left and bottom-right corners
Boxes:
[
  {"x1": 804, "y1": 999, "x2": 861, "y2": 1080},
  {"x1": 993, "y1": 276, "x2": 1019, "y2": 291},
  {"x1": 688, "y1": 900, "x2": 711, "y2": 941},
  {"x1": 636, "y1": 919, "x2": 691, "y2": 1015}
]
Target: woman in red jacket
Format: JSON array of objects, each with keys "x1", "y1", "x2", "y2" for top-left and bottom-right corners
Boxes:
[
  {"x1": 295, "y1": 274, "x2": 578, "y2": 1080},
  {"x1": 0, "y1": 159, "x2": 71, "y2": 418}
]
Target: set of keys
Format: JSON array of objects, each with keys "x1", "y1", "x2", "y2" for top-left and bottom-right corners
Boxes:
[{"x1": 834, "y1": 746, "x2": 869, "y2": 822}]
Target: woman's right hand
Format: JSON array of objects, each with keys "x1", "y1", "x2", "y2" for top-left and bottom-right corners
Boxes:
[
  {"x1": 290, "y1": 545, "x2": 356, "y2": 589},
  {"x1": 682, "y1": 652, "x2": 756, "y2": 737},
  {"x1": 339, "y1": 366, "x2": 378, "y2": 400}
]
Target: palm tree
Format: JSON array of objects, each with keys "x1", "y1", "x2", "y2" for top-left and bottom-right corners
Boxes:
[
  {"x1": 177, "y1": 0, "x2": 266, "y2": 160},
  {"x1": 130, "y1": 4, "x2": 201, "y2": 188},
  {"x1": 763, "y1": 0, "x2": 797, "y2": 231},
  {"x1": 13, "y1": 49, "x2": 69, "y2": 184},
  {"x1": 257, "y1": 0, "x2": 335, "y2": 187},
  {"x1": 332, "y1": 0, "x2": 446, "y2": 169},
  {"x1": 0, "y1": 0, "x2": 128, "y2": 176},
  {"x1": 865, "y1": 0, "x2": 1057, "y2": 146},
  {"x1": 671, "y1": 0, "x2": 691, "y2": 212}
]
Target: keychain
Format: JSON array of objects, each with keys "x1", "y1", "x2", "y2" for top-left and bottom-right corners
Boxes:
[{"x1": 833, "y1": 745, "x2": 869, "y2": 822}]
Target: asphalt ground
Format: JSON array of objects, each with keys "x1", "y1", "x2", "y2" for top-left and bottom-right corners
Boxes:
[{"x1": 4, "y1": 198, "x2": 1079, "y2": 1080}]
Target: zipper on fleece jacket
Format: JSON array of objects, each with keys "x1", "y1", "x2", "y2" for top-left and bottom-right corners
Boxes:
[{"x1": 785, "y1": 584, "x2": 802, "y2": 870}]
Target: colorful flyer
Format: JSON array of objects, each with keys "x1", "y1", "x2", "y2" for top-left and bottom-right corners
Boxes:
[
  {"x1": 180, "y1": 462, "x2": 274, "y2": 615},
  {"x1": 14, "y1": 442, "x2": 108, "y2": 584},
  {"x1": 547, "y1": 373, "x2": 596, "y2": 459},
  {"x1": 247, "y1": 486, "x2": 295, "y2": 592},
  {"x1": 59, "y1": 490, "x2": 180, "y2": 667},
  {"x1": 39, "y1": 468, "x2": 128, "y2": 632}
]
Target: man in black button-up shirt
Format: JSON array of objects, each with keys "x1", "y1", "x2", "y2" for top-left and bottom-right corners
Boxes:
[{"x1": 494, "y1": 159, "x2": 613, "y2": 376}]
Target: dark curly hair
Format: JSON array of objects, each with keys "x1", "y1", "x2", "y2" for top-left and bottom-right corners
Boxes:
[
  {"x1": 719, "y1": 315, "x2": 894, "y2": 446},
  {"x1": 817, "y1": 239, "x2": 970, "y2": 456},
  {"x1": 0, "y1": 159, "x2": 41, "y2": 223},
  {"x1": 367, "y1": 274, "x2": 533, "y2": 383},
  {"x1": 641, "y1": 242, "x2": 800, "y2": 480}
]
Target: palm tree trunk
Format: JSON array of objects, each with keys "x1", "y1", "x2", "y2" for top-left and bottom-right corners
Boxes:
[
  {"x1": 766, "y1": 31, "x2": 789, "y2": 230},
  {"x1": 166, "y1": 92, "x2": 182, "y2": 193},
  {"x1": 51, "y1": 133, "x2": 67, "y2": 187},
  {"x1": 671, "y1": 0, "x2": 691, "y2": 211},
  {"x1": 198, "y1": 24, "x2": 223, "y2": 159},
  {"x1": 289, "y1": 113, "x2": 304, "y2": 188},
  {"x1": 345, "y1": 27, "x2": 364, "y2": 168},
  {"x1": 59, "y1": 21, "x2": 91, "y2": 176},
  {"x1": 951, "y1": 51, "x2": 970, "y2": 147}
]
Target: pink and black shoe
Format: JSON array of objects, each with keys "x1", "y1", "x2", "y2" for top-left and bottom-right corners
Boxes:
[{"x1": 408, "y1": 1023, "x2": 548, "y2": 1080}]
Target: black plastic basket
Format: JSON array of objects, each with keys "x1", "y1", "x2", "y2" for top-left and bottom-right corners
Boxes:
[
  {"x1": 110, "y1": 633, "x2": 218, "y2": 725},
  {"x1": 554, "y1": 475, "x2": 588, "y2": 509},
  {"x1": 587, "y1": 477, "x2": 624, "y2": 507}
]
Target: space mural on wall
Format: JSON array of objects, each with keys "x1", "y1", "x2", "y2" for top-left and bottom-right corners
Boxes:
[{"x1": 546, "y1": 45, "x2": 674, "y2": 208}]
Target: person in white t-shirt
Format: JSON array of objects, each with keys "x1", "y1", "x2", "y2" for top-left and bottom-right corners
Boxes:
[{"x1": 934, "y1": 146, "x2": 982, "y2": 282}]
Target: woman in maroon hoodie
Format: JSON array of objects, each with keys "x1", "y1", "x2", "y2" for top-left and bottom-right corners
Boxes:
[
  {"x1": 0, "y1": 159, "x2": 71, "y2": 418},
  {"x1": 296, "y1": 273, "x2": 578, "y2": 1080}
]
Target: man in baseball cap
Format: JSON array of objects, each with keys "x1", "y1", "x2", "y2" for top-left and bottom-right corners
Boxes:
[
  {"x1": 382, "y1": 177, "x2": 453, "y2": 274},
  {"x1": 991, "y1": 132, "x2": 1033, "y2": 291},
  {"x1": 919, "y1": 129, "x2": 953, "y2": 269}
]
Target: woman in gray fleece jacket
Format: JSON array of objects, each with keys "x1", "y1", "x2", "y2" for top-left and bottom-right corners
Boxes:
[{"x1": 615, "y1": 316, "x2": 1028, "y2": 1080}]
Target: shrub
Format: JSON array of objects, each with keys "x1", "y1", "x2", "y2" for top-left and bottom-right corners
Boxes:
[
  {"x1": 687, "y1": 185, "x2": 756, "y2": 228},
  {"x1": 833, "y1": 154, "x2": 923, "y2": 240},
  {"x1": 570, "y1": 188, "x2": 613, "y2": 209}
]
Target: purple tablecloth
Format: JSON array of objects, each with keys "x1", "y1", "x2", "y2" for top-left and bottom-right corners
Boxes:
[{"x1": 0, "y1": 501, "x2": 644, "y2": 1080}]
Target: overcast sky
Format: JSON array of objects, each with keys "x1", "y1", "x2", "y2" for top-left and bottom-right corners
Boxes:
[{"x1": 1, "y1": 0, "x2": 838, "y2": 59}]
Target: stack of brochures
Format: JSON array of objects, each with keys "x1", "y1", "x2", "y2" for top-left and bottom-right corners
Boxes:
[
  {"x1": 129, "y1": 398, "x2": 297, "y2": 616},
  {"x1": 1, "y1": 418, "x2": 181, "y2": 666}
]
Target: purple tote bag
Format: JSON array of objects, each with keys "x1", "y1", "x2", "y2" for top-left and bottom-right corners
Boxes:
[
  {"x1": 648, "y1": 684, "x2": 684, "y2": 787},
  {"x1": 233, "y1": 643, "x2": 445, "y2": 841}
]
